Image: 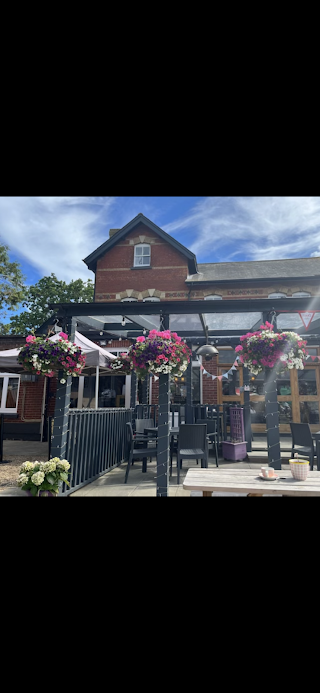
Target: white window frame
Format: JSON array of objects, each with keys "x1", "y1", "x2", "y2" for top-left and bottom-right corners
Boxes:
[
  {"x1": 0, "y1": 373, "x2": 21, "y2": 413},
  {"x1": 268, "y1": 293, "x2": 287, "y2": 299},
  {"x1": 292, "y1": 291, "x2": 311, "y2": 298},
  {"x1": 121, "y1": 297, "x2": 138, "y2": 302},
  {"x1": 143, "y1": 296, "x2": 160, "y2": 302},
  {"x1": 204, "y1": 294, "x2": 222, "y2": 300},
  {"x1": 134, "y1": 243, "x2": 151, "y2": 267}
]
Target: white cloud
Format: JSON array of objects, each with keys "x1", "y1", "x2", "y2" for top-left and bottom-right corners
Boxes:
[
  {"x1": 163, "y1": 196, "x2": 320, "y2": 262},
  {"x1": 0, "y1": 196, "x2": 116, "y2": 283}
]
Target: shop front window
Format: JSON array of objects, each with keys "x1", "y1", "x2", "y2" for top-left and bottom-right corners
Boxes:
[
  {"x1": 222, "y1": 370, "x2": 239, "y2": 396},
  {"x1": 278, "y1": 401, "x2": 293, "y2": 423},
  {"x1": 300, "y1": 401, "x2": 319, "y2": 424},
  {"x1": 298, "y1": 369, "x2": 317, "y2": 396}
]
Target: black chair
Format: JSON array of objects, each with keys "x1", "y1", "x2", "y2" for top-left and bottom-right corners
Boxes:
[
  {"x1": 176, "y1": 424, "x2": 208, "y2": 485},
  {"x1": 124, "y1": 422, "x2": 157, "y2": 484},
  {"x1": 196, "y1": 419, "x2": 219, "y2": 467},
  {"x1": 135, "y1": 418, "x2": 155, "y2": 436},
  {"x1": 290, "y1": 423, "x2": 320, "y2": 470}
]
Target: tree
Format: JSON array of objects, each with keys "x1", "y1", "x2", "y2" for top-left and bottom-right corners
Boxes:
[
  {"x1": 0, "y1": 243, "x2": 26, "y2": 330},
  {"x1": 7, "y1": 273, "x2": 94, "y2": 334}
]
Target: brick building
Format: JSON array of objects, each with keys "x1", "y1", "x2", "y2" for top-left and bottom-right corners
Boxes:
[{"x1": 1, "y1": 212, "x2": 320, "y2": 439}]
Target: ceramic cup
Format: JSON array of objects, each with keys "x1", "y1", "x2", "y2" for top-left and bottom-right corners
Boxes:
[{"x1": 261, "y1": 466, "x2": 274, "y2": 478}]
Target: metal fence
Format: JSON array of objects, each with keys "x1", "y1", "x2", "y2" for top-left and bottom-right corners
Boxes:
[{"x1": 56, "y1": 408, "x2": 133, "y2": 496}]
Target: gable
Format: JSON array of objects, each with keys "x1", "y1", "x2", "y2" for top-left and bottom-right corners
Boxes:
[{"x1": 83, "y1": 213, "x2": 197, "y2": 275}]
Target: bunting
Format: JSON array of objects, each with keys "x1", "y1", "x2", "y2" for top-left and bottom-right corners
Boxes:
[{"x1": 201, "y1": 356, "x2": 240, "y2": 381}]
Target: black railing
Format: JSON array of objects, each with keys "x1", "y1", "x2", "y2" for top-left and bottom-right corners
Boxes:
[{"x1": 55, "y1": 408, "x2": 133, "y2": 496}]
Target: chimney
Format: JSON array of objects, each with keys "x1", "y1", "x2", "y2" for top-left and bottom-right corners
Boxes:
[{"x1": 109, "y1": 228, "x2": 120, "y2": 237}]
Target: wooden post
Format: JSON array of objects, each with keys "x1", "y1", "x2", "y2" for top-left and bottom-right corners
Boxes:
[
  {"x1": 264, "y1": 366, "x2": 281, "y2": 470},
  {"x1": 50, "y1": 316, "x2": 76, "y2": 461}
]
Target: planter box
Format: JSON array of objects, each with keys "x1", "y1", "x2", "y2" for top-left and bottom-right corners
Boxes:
[{"x1": 222, "y1": 441, "x2": 247, "y2": 461}]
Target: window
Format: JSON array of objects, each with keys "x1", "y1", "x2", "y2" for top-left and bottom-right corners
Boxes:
[
  {"x1": 134, "y1": 244, "x2": 151, "y2": 267},
  {"x1": 0, "y1": 374, "x2": 20, "y2": 413},
  {"x1": 204, "y1": 294, "x2": 222, "y2": 300},
  {"x1": 143, "y1": 296, "x2": 160, "y2": 302},
  {"x1": 292, "y1": 291, "x2": 311, "y2": 298},
  {"x1": 268, "y1": 293, "x2": 287, "y2": 299}
]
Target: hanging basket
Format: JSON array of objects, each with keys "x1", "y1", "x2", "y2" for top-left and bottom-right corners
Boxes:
[
  {"x1": 18, "y1": 332, "x2": 86, "y2": 381},
  {"x1": 235, "y1": 322, "x2": 308, "y2": 375},
  {"x1": 126, "y1": 330, "x2": 192, "y2": 381}
]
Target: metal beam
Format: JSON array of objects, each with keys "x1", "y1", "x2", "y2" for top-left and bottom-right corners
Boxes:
[{"x1": 49, "y1": 297, "x2": 320, "y2": 317}]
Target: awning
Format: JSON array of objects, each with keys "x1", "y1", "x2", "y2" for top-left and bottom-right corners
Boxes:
[{"x1": 0, "y1": 331, "x2": 116, "y2": 372}]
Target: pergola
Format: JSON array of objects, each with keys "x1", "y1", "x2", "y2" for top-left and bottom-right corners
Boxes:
[{"x1": 49, "y1": 297, "x2": 320, "y2": 496}]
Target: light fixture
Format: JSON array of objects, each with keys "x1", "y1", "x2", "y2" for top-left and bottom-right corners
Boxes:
[
  {"x1": 121, "y1": 317, "x2": 126, "y2": 326},
  {"x1": 143, "y1": 328, "x2": 147, "y2": 335},
  {"x1": 119, "y1": 337, "x2": 122, "y2": 341},
  {"x1": 196, "y1": 343, "x2": 219, "y2": 361},
  {"x1": 100, "y1": 331, "x2": 104, "y2": 336}
]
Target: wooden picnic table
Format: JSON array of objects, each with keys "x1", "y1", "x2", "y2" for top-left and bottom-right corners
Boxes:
[{"x1": 183, "y1": 468, "x2": 320, "y2": 497}]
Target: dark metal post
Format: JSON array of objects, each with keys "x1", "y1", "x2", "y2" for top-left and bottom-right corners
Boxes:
[
  {"x1": 0, "y1": 413, "x2": 10, "y2": 464},
  {"x1": 185, "y1": 346, "x2": 193, "y2": 423},
  {"x1": 242, "y1": 366, "x2": 252, "y2": 452},
  {"x1": 264, "y1": 366, "x2": 281, "y2": 469},
  {"x1": 141, "y1": 375, "x2": 149, "y2": 405},
  {"x1": 157, "y1": 313, "x2": 170, "y2": 496},
  {"x1": 50, "y1": 316, "x2": 76, "y2": 461},
  {"x1": 130, "y1": 372, "x2": 137, "y2": 409}
]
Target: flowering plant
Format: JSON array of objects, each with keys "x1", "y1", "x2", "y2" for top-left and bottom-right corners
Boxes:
[
  {"x1": 18, "y1": 332, "x2": 86, "y2": 383},
  {"x1": 107, "y1": 353, "x2": 131, "y2": 374},
  {"x1": 235, "y1": 321, "x2": 308, "y2": 375},
  {"x1": 17, "y1": 457, "x2": 71, "y2": 496},
  {"x1": 126, "y1": 330, "x2": 192, "y2": 380}
]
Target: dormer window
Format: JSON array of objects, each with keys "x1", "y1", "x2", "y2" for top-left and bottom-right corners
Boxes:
[{"x1": 134, "y1": 243, "x2": 151, "y2": 267}]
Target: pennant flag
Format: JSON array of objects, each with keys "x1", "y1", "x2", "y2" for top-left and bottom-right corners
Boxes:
[
  {"x1": 200, "y1": 365, "x2": 204, "y2": 370},
  {"x1": 230, "y1": 365, "x2": 237, "y2": 371},
  {"x1": 299, "y1": 312, "x2": 315, "y2": 330},
  {"x1": 222, "y1": 373, "x2": 229, "y2": 378},
  {"x1": 235, "y1": 387, "x2": 240, "y2": 396},
  {"x1": 311, "y1": 355, "x2": 316, "y2": 361},
  {"x1": 217, "y1": 375, "x2": 223, "y2": 381},
  {"x1": 154, "y1": 375, "x2": 159, "y2": 381},
  {"x1": 211, "y1": 375, "x2": 217, "y2": 380}
]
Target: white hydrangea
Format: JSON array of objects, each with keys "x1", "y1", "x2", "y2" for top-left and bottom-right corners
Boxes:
[
  {"x1": 17, "y1": 474, "x2": 29, "y2": 487},
  {"x1": 31, "y1": 471, "x2": 45, "y2": 486},
  {"x1": 40, "y1": 461, "x2": 57, "y2": 473},
  {"x1": 56, "y1": 459, "x2": 70, "y2": 471},
  {"x1": 20, "y1": 461, "x2": 35, "y2": 472}
]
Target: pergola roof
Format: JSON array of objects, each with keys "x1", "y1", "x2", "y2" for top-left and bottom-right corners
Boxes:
[{"x1": 49, "y1": 297, "x2": 320, "y2": 346}]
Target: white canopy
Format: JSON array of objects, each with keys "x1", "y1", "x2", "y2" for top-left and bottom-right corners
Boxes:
[{"x1": 0, "y1": 331, "x2": 116, "y2": 371}]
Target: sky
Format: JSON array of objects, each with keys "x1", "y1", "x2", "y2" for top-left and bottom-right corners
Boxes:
[{"x1": 1, "y1": 196, "x2": 320, "y2": 289}]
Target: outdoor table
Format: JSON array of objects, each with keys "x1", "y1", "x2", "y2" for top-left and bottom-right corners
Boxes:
[{"x1": 183, "y1": 468, "x2": 320, "y2": 497}]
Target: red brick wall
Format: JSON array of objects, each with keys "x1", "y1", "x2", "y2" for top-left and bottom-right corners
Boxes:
[
  {"x1": 95, "y1": 223, "x2": 189, "y2": 301},
  {"x1": 202, "y1": 356, "x2": 218, "y2": 404}
]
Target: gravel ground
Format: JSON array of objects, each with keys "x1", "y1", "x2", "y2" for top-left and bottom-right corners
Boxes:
[{"x1": 0, "y1": 456, "x2": 41, "y2": 488}]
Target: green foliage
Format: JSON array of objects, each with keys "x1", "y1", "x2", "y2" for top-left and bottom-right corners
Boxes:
[
  {"x1": 8, "y1": 273, "x2": 94, "y2": 335},
  {"x1": 0, "y1": 243, "x2": 26, "y2": 325}
]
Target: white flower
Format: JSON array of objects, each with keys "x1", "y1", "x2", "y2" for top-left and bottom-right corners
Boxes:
[
  {"x1": 56, "y1": 459, "x2": 70, "y2": 471},
  {"x1": 40, "y1": 461, "x2": 57, "y2": 473},
  {"x1": 60, "y1": 378, "x2": 66, "y2": 384},
  {"x1": 31, "y1": 471, "x2": 45, "y2": 486},
  {"x1": 20, "y1": 461, "x2": 35, "y2": 473},
  {"x1": 17, "y1": 474, "x2": 29, "y2": 487}
]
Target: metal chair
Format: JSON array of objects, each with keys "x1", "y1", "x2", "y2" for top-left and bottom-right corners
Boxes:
[
  {"x1": 196, "y1": 418, "x2": 219, "y2": 467},
  {"x1": 176, "y1": 424, "x2": 208, "y2": 485},
  {"x1": 290, "y1": 423, "x2": 319, "y2": 470},
  {"x1": 124, "y1": 422, "x2": 157, "y2": 484}
]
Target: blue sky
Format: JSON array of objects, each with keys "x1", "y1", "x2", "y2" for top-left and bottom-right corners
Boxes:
[{"x1": 1, "y1": 196, "x2": 320, "y2": 288}]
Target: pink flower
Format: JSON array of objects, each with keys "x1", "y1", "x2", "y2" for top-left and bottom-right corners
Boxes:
[
  {"x1": 26, "y1": 335, "x2": 36, "y2": 343},
  {"x1": 235, "y1": 345, "x2": 243, "y2": 352},
  {"x1": 136, "y1": 336, "x2": 145, "y2": 343},
  {"x1": 59, "y1": 332, "x2": 68, "y2": 340}
]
